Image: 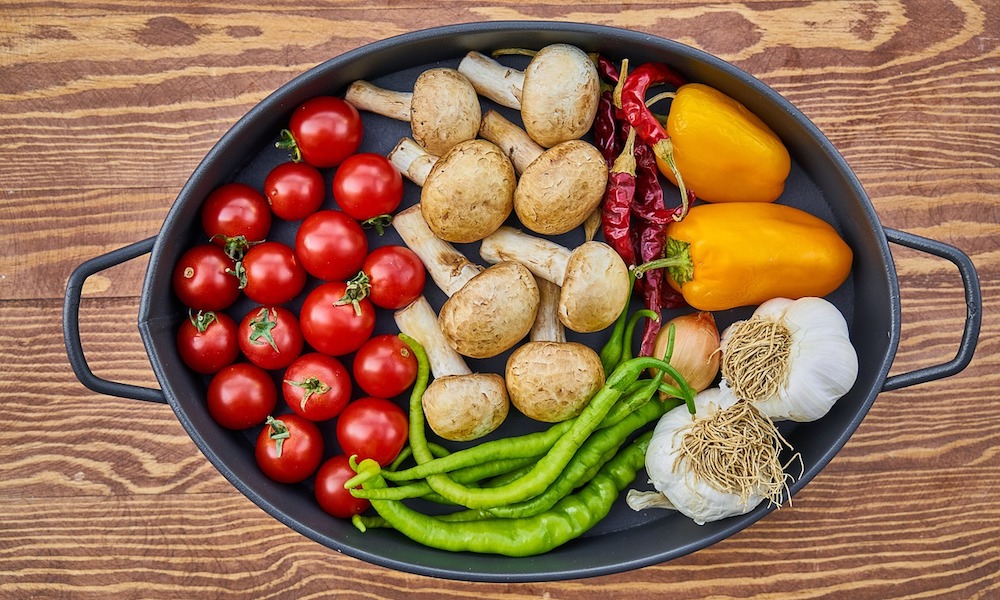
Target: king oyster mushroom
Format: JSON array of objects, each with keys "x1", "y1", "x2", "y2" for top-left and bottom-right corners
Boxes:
[
  {"x1": 478, "y1": 109, "x2": 607, "y2": 236},
  {"x1": 388, "y1": 136, "x2": 515, "y2": 244},
  {"x1": 458, "y1": 44, "x2": 600, "y2": 148},
  {"x1": 393, "y1": 205, "x2": 538, "y2": 359},
  {"x1": 345, "y1": 68, "x2": 481, "y2": 156},
  {"x1": 480, "y1": 226, "x2": 630, "y2": 334}
]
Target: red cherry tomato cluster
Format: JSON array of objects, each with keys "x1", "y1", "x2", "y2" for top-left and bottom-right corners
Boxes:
[{"x1": 170, "y1": 95, "x2": 428, "y2": 519}]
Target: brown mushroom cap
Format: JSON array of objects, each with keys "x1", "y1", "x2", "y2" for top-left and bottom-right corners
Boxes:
[
  {"x1": 420, "y1": 139, "x2": 516, "y2": 243},
  {"x1": 410, "y1": 68, "x2": 482, "y2": 156},
  {"x1": 438, "y1": 261, "x2": 539, "y2": 359},
  {"x1": 514, "y1": 140, "x2": 608, "y2": 235},
  {"x1": 505, "y1": 341, "x2": 605, "y2": 423},
  {"x1": 559, "y1": 242, "x2": 630, "y2": 333},
  {"x1": 422, "y1": 373, "x2": 510, "y2": 441},
  {"x1": 521, "y1": 44, "x2": 601, "y2": 148}
]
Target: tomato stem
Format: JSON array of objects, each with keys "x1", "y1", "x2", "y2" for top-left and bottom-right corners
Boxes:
[
  {"x1": 361, "y1": 215, "x2": 393, "y2": 236},
  {"x1": 335, "y1": 271, "x2": 371, "y2": 316},
  {"x1": 188, "y1": 309, "x2": 217, "y2": 333},
  {"x1": 248, "y1": 307, "x2": 280, "y2": 351},
  {"x1": 275, "y1": 129, "x2": 302, "y2": 163},
  {"x1": 284, "y1": 376, "x2": 331, "y2": 412},
  {"x1": 265, "y1": 415, "x2": 290, "y2": 457}
]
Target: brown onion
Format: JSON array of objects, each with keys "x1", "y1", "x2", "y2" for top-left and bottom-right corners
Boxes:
[{"x1": 650, "y1": 311, "x2": 721, "y2": 392}]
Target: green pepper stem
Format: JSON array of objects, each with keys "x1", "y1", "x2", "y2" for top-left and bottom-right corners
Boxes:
[{"x1": 632, "y1": 237, "x2": 694, "y2": 286}]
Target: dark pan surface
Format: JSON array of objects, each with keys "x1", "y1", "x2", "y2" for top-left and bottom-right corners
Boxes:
[{"x1": 137, "y1": 21, "x2": 898, "y2": 582}]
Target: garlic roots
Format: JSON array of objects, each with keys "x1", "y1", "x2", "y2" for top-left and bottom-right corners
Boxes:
[
  {"x1": 720, "y1": 296, "x2": 859, "y2": 422},
  {"x1": 633, "y1": 387, "x2": 798, "y2": 525}
]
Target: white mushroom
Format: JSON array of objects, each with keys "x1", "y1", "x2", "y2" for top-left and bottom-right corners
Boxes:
[
  {"x1": 504, "y1": 277, "x2": 606, "y2": 423},
  {"x1": 458, "y1": 44, "x2": 600, "y2": 147},
  {"x1": 478, "y1": 110, "x2": 607, "y2": 236},
  {"x1": 345, "y1": 68, "x2": 481, "y2": 156},
  {"x1": 388, "y1": 137, "x2": 515, "y2": 243},
  {"x1": 480, "y1": 226, "x2": 630, "y2": 334},
  {"x1": 393, "y1": 205, "x2": 539, "y2": 359},
  {"x1": 394, "y1": 296, "x2": 509, "y2": 441}
]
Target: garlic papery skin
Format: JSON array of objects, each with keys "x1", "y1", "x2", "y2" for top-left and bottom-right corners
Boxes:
[
  {"x1": 719, "y1": 296, "x2": 859, "y2": 423},
  {"x1": 642, "y1": 388, "x2": 765, "y2": 525}
]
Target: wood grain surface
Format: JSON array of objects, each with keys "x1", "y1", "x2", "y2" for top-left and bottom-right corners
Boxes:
[{"x1": 2, "y1": 1, "x2": 997, "y2": 598}]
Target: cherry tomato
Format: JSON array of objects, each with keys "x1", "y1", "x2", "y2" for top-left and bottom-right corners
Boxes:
[
  {"x1": 299, "y1": 282, "x2": 375, "y2": 356},
  {"x1": 360, "y1": 245, "x2": 426, "y2": 310},
  {"x1": 332, "y1": 153, "x2": 404, "y2": 222},
  {"x1": 314, "y1": 454, "x2": 371, "y2": 518},
  {"x1": 295, "y1": 210, "x2": 368, "y2": 282},
  {"x1": 239, "y1": 241, "x2": 307, "y2": 306},
  {"x1": 335, "y1": 397, "x2": 408, "y2": 466},
  {"x1": 352, "y1": 335, "x2": 418, "y2": 399},
  {"x1": 238, "y1": 306, "x2": 304, "y2": 370},
  {"x1": 201, "y1": 183, "x2": 272, "y2": 257},
  {"x1": 206, "y1": 363, "x2": 277, "y2": 430},
  {"x1": 263, "y1": 162, "x2": 326, "y2": 221},
  {"x1": 282, "y1": 353, "x2": 352, "y2": 422},
  {"x1": 176, "y1": 310, "x2": 239, "y2": 374},
  {"x1": 255, "y1": 414, "x2": 324, "y2": 483},
  {"x1": 279, "y1": 96, "x2": 363, "y2": 168},
  {"x1": 172, "y1": 244, "x2": 240, "y2": 311}
]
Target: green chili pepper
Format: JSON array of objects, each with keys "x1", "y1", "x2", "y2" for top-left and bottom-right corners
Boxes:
[
  {"x1": 380, "y1": 420, "x2": 571, "y2": 483},
  {"x1": 620, "y1": 308, "x2": 659, "y2": 365},
  {"x1": 598, "y1": 270, "x2": 637, "y2": 374},
  {"x1": 415, "y1": 355, "x2": 653, "y2": 509},
  {"x1": 352, "y1": 455, "x2": 540, "y2": 501},
  {"x1": 351, "y1": 433, "x2": 652, "y2": 556},
  {"x1": 487, "y1": 403, "x2": 665, "y2": 518}
]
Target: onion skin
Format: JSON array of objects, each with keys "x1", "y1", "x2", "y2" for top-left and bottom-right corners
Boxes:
[{"x1": 650, "y1": 311, "x2": 721, "y2": 392}]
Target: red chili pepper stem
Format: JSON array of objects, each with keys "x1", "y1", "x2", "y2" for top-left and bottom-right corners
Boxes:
[
  {"x1": 611, "y1": 59, "x2": 630, "y2": 110},
  {"x1": 611, "y1": 127, "x2": 637, "y2": 176},
  {"x1": 651, "y1": 138, "x2": 691, "y2": 220}
]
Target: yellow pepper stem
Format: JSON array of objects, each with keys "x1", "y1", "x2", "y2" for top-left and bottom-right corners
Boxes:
[{"x1": 632, "y1": 238, "x2": 693, "y2": 286}]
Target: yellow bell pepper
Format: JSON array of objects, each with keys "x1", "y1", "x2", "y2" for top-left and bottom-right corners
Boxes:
[
  {"x1": 656, "y1": 83, "x2": 791, "y2": 204},
  {"x1": 636, "y1": 202, "x2": 853, "y2": 311}
]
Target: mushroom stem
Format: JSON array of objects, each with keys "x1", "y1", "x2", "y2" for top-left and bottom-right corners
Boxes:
[
  {"x1": 392, "y1": 204, "x2": 483, "y2": 296},
  {"x1": 478, "y1": 109, "x2": 543, "y2": 174},
  {"x1": 530, "y1": 278, "x2": 566, "y2": 343},
  {"x1": 344, "y1": 81, "x2": 412, "y2": 121},
  {"x1": 457, "y1": 51, "x2": 524, "y2": 109},
  {"x1": 388, "y1": 137, "x2": 437, "y2": 186},
  {"x1": 394, "y1": 296, "x2": 471, "y2": 378},
  {"x1": 479, "y1": 226, "x2": 571, "y2": 286}
]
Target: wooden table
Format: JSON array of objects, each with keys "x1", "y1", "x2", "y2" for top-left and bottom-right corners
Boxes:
[{"x1": 3, "y1": 1, "x2": 997, "y2": 597}]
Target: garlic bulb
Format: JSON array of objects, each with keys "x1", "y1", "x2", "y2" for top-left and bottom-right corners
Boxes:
[
  {"x1": 719, "y1": 296, "x2": 858, "y2": 422},
  {"x1": 633, "y1": 387, "x2": 795, "y2": 525}
]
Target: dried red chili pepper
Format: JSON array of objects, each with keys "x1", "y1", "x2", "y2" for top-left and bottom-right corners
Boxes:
[
  {"x1": 632, "y1": 140, "x2": 687, "y2": 355},
  {"x1": 596, "y1": 54, "x2": 621, "y2": 84},
  {"x1": 618, "y1": 61, "x2": 693, "y2": 219},
  {"x1": 594, "y1": 89, "x2": 621, "y2": 166},
  {"x1": 601, "y1": 128, "x2": 638, "y2": 267}
]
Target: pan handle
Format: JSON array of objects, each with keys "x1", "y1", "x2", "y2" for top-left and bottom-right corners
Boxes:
[
  {"x1": 63, "y1": 237, "x2": 167, "y2": 404},
  {"x1": 881, "y1": 228, "x2": 981, "y2": 392}
]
